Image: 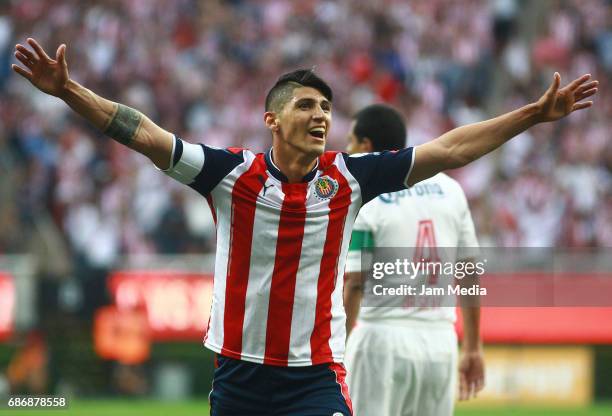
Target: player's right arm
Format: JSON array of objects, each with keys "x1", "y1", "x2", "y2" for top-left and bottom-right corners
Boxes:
[
  {"x1": 344, "y1": 271, "x2": 364, "y2": 337},
  {"x1": 457, "y1": 262, "x2": 484, "y2": 401},
  {"x1": 12, "y1": 38, "x2": 173, "y2": 169},
  {"x1": 455, "y1": 186, "x2": 484, "y2": 400}
]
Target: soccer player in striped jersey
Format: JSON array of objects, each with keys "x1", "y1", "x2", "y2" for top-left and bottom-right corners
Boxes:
[
  {"x1": 13, "y1": 38, "x2": 598, "y2": 415},
  {"x1": 343, "y1": 104, "x2": 483, "y2": 416}
]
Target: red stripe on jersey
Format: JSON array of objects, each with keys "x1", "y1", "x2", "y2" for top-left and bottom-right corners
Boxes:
[
  {"x1": 311, "y1": 163, "x2": 352, "y2": 364},
  {"x1": 205, "y1": 194, "x2": 217, "y2": 225},
  {"x1": 264, "y1": 182, "x2": 308, "y2": 366},
  {"x1": 221, "y1": 154, "x2": 267, "y2": 358},
  {"x1": 329, "y1": 362, "x2": 354, "y2": 415},
  {"x1": 318, "y1": 151, "x2": 341, "y2": 170}
]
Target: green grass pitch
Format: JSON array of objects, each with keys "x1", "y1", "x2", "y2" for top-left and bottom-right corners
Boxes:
[{"x1": 1, "y1": 400, "x2": 611, "y2": 415}]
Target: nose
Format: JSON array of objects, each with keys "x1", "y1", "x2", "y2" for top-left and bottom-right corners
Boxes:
[{"x1": 313, "y1": 105, "x2": 326, "y2": 120}]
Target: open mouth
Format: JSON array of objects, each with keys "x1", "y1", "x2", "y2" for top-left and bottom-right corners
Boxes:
[{"x1": 309, "y1": 127, "x2": 326, "y2": 139}]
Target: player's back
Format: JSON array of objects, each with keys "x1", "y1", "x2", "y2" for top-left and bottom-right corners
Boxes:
[{"x1": 348, "y1": 172, "x2": 479, "y2": 324}]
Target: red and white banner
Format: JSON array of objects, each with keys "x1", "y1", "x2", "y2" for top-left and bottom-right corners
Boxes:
[
  {"x1": 108, "y1": 271, "x2": 213, "y2": 341},
  {"x1": 0, "y1": 272, "x2": 15, "y2": 341},
  {"x1": 106, "y1": 270, "x2": 612, "y2": 344}
]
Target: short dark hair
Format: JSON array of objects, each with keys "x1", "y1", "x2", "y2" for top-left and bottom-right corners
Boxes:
[
  {"x1": 353, "y1": 104, "x2": 406, "y2": 152},
  {"x1": 265, "y1": 69, "x2": 333, "y2": 112}
]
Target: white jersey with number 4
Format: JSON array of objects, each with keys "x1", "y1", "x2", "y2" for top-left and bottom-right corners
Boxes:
[{"x1": 345, "y1": 172, "x2": 479, "y2": 323}]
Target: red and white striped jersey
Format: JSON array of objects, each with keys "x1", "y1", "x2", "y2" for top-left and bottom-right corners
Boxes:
[{"x1": 163, "y1": 136, "x2": 414, "y2": 366}]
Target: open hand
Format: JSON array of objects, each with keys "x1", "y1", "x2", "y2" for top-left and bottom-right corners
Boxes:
[
  {"x1": 535, "y1": 72, "x2": 598, "y2": 122},
  {"x1": 12, "y1": 38, "x2": 69, "y2": 97},
  {"x1": 458, "y1": 349, "x2": 485, "y2": 401}
]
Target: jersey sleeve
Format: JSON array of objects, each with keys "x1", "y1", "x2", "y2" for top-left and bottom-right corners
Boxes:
[
  {"x1": 455, "y1": 188, "x2": 480, "y2": 260},
  {"x1": 346, "y1": 203, "x2": 377, "y2": 273},
  {"x1": 343, "y1": 147, "x2": 415, "y2": 205},
  {"x1": 160, "y1": 136, "x2": 244, "y2": 196}
]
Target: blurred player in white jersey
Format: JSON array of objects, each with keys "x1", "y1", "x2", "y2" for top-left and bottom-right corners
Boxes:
[{"x1": 344, "y1": 104, "x2": 484, "y2": 416}]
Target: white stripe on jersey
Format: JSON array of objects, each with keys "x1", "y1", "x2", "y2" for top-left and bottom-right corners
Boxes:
[
  {"x1": 240, "y1": 177, "x2": 279, "y2": 361},
  {"x1": 166, "y1": 140, "x2": 205, "y2": 184},
  {"x1": 402, "y1": 146, "x2": 417, "y2": 188},
  {"x1": 204, "y1": 151, "x2": 256, "y2": 351},
  {"x1": 287, "y1": 196, "x2": 330, "y2": 364},
  {"x1": 328, "y1": 154, "x2": 362, "y2": 360}
]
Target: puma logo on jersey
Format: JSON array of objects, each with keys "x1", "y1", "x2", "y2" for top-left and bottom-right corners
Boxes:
[{"x1": 258, "y1": 176, "x2": 274, "y2": 196}]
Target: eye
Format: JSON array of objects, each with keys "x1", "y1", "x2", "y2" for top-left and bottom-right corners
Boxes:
[{"x1": 299, "y1": 102, "x2": 311, "y2": 110}]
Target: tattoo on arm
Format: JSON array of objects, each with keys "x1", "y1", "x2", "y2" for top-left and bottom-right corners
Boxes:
[{"x1": 104, "y1": 104, "x2": 143, "y2": 145}]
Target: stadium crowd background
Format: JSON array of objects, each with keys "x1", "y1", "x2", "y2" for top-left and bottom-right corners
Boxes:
[
  {"x1": 1, "y1": 0, "x2": 611, "y2": 266},
  {"x1": 0, "y1": 0, "x2": 611, "y2": 402},
  {"x1": 0, "y1": 0, "x2": 609, "y2": 291}
]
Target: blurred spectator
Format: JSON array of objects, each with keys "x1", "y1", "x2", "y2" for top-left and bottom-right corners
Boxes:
[{"x1": 7, "y1": 331, "x2": 49, "y2": 394}]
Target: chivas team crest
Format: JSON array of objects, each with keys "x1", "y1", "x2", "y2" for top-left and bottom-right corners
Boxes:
[{"x1": 314, "y1": 176, "x2": 339, "y2": 200}]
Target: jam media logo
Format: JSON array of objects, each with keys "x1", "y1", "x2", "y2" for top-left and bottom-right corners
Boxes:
[{"x1": 314, "y1": 176, "x2": 339, "y2": 200}]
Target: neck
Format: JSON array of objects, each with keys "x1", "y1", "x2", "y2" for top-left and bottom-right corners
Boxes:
[{"x1": 271, "y1": 142, "x2": 318, "y2": 183}]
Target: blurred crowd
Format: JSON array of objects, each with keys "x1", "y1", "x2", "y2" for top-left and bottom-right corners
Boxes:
[{"x1": 0, "y1": 0, "x2": 611, "y2": 279}]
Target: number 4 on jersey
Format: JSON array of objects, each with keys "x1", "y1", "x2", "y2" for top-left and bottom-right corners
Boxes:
[{"x1": 413, "y1": 220, "x2": 440, "y2": 285}]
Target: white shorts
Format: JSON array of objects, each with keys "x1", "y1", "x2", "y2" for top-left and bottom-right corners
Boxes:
[{"x1": 344, "y1": 320, "x2": 458, "y2": 416}]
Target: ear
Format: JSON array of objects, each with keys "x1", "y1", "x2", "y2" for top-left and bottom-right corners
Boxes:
[
  {"x1": 264, "y1": 112, "x2": 280, "y2": 132},
  {"x1": 361, "y1": 137, "x2": 374, "y2": 153}
]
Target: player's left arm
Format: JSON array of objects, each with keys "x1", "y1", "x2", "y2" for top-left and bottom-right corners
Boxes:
[{"x1": 407, "y1": 73, "x2": 598, "y2": 185}]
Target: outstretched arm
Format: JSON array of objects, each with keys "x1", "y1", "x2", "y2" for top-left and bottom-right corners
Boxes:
[
  {"x1": 408, "y1": 73, "x2": 598, "y2": 185},
  {"x1": 12, "y1": 38, "x2": 173, "y2": 169}
]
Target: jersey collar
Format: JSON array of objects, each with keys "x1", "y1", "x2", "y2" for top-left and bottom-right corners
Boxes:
[{"x1": 265, "y1": 148, "x2": 319, "y2": 183}]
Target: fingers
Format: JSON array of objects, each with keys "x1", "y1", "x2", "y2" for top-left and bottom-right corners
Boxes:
[
  {"x1": 464, "y1": 381, "x2": 474, "y2": 400},
  {"x1": 565, "y1": 73, "x2": 591, "y2": 91},
  {"x1": 475, "y1": 375, "x2": 485, "y2": 393},
  {"x1": 11, "y1": 64, "x2": 33, "y2": 81},
  {"x1": 56, "y1": 44, "x2": 67, "y2": 69},
  {"x1": 14, "y1": 51, "x2": 34, "y2": 68},
  {"x1": 572, "y1": 101, "x2": 593, "y2": 112},
  {"x1": 550, "y1": 72, "x2": 561, "y2": 94},
  {"x1": 576, "y1": 80, "x2": 599, "y2": 94},
  {"x1": 463, "y1": 377, "x2": 481, "y2": 400},
  {"x1": 459, "y1": 359, "x2": 484, "y2": 401},
  {"x1": 56, "y1": 44, "x2": 64, "y2": 62},
  {"x1": 545, "y1": 72, "x2": 561, "y2": 98},
  {"x1": 576, "y1": 87, "x2": 598, "y2": 102},
  {"x1": 26, "y1": 38, "x2": 51, "y2": 61},
  {"x1": 15, "y1": 44, "x2": 37, "y2": 62},
  {"x1": 459, "y1": 370, "x2": 468, "y2": 400}
]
